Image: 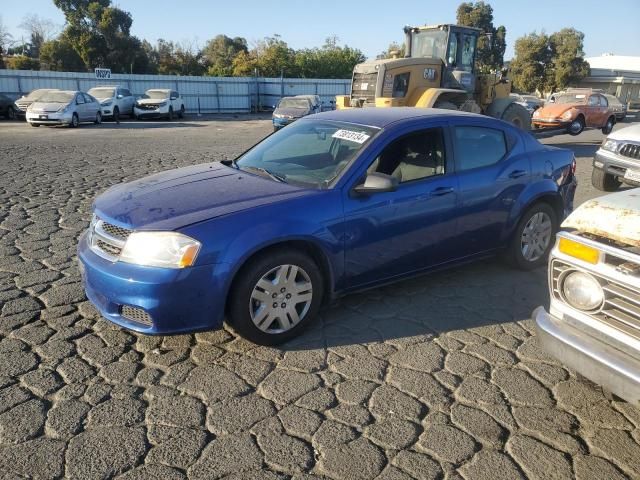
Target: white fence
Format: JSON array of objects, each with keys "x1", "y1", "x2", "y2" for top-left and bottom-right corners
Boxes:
[{"x1": 0, "y1": 69, "x2": 352, "y2": 113}]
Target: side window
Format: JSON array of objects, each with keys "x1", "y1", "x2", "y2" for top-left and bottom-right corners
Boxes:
[
  {"x1": 461, "y1": 34, "x2": 475, "y2": 71},
  {"x1": 588, "y1": 95, "x2": 599, "y2": 107},
  {"x1": 83, "y1": 93, "x2": 93, "y2": 103},
  {"x1": 392, "y1": 73, "x2": 410, "y2": 98},
  {"x1": 447, "y1": 33, "x2": 458, "y2": 65},
  {"x1": 599, "y1": 95, "x2": 608, "y2": 107},
  {"x1": 172, "y1": 91, "x2": 179, "y2": 99},
  {"x1": 454, "y1": 126, "x2": 507, "y2": 171},
  {"x1": 122, "y1": 89, "x2": 131, "y2": 97},
  {"x1": 367, "y1": 128, "x2": 446, "y2": 183},
  {"x1": 76, "y1": 94, "x2": 85, "y2": 104}
]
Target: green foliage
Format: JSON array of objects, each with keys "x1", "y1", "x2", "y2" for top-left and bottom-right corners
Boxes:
[
  {"x1": 155, "y1": 39, "x2": 205, "y2": 76},
  {"x1": 39, "y1": 39, "x2": 85, "y2": 71},
  {"x1": 376, "y1": 42, "x2": 406, "y2": 60},
  {"x1": 295, "y1": 37, "x2": 365, "y2": 78},
  {"x1": 0, "y1": 46, "x2": 5, "y2": 69},
  {"x1": 510, "y1": 28, "x2": 589, "y2": 93},
  {"x1": 5, "y1": 55, "x2": 40, "y2": 70},
  {"x1": 456, "y1": 1, "x2": 506, "y2": 72},
  {"x1": 254, "y1": 35, "x2": 298, "y2": 77},
  {"x1": 203, "y1": 35, "x2": 248, "y2": 76}
]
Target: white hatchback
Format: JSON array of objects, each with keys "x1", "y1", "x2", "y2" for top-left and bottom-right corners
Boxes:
[
  {"x1": 134, "y1": 89, "x2": 185, "y2": 120},
  {"x1": 87, "y1": 86, "x2": 135, "y2": 121}
]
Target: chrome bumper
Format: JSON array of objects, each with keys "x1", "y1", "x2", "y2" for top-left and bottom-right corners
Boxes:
[{"x1": 534, "y1": 306, "x2": 640, "y2": 404}]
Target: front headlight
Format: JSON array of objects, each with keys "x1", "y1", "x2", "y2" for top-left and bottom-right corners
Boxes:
[
  {"x1": 157, "y1": 101, "x2": 167, "y2": 107},
  {"x1": 560, "y1": 109, "x2": 573, "y2": 120},
  {"x1": 273, "y1": 113, "x2": 284, "y2": 118},
  {"x1": 601, "y1": 139, "x2": 619, "y2": 152},
  {"x1": 57, "y1": 103, "x2": 72, "y2": 113},
  {"x1": 102, "y1": 100, "x2": 113, "y2": 107},
  {"x1": 561, "y1": 271, "x2": 604, "y2": 311},
  {"x1": 532, "y1": 109, "x2": 540, "y2": 117},
  {"x1": 119, "y1": 231, "x2": 201, "y2": 268}
]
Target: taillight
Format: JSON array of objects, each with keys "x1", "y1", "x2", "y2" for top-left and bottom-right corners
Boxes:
[{"x1": 571, "y1": 156, "x2": 576, "y2": 175}]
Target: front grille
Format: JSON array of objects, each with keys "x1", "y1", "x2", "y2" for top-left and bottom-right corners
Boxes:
[
  {"x1": 120, "y1": 305, "x2": 153, "y2": 327},
  {"x1": 552, "y1": 259, "x2": 640, "y2": 340},
  {"x1": 620, "y1": 143, "x2": 640, "y2": 160},
  {"x1": 351, "y1": 72, "x2": 378, "y2": 104},
  {"x1": 137, "y1": 104, "x2": 160, "y2": 111},
  {"x1": 101, "y1": 222, "x2": 132, "y2": 240},
  {"x1": 96, "y1": 239, "x2": 122, "y2": 256}
]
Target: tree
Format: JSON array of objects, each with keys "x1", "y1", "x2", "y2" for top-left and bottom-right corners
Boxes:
[
  {"x1": 376, "y1": 41, "x2": 405, "y2": 60},
  {"x1": 456, "y1": 1, "x2": 506, "y2": 72},
  {"x1": 154, "y1": 39, "x2": 204, "y2": 76},
  {"x1": 0, "y1": 15, "x2": 13, "y2": 53},
  {"x1": 5, "y1": 55, "x2": 40, "y2": 70},
  {"x1": 549, "y1": 28, "x2": 590, "y2": 90},
  {"x1": 0, "y1": 46, "x2": 5, "y2": 69},
  {"x1": 39, "y1": 39, "x2": 86, "y2": 71},
  {"x1": 295, "y1": 37, "x2": 365, "y2": 78},
  {"x1": 510, "y1": 28, "x2": 589, "y2": 93},
  {"x1": 19, "y1": 14, "x2": 60, "y2": 58},
  {"x1": 231, "y1": 49, "x2": 257, "y2": 76},
  {"x1": 203, "y1": 35, "x2": 248, "y2": 76},
  {"x1": 253, "y1": 35, "x2": 298, "y2": 77}
]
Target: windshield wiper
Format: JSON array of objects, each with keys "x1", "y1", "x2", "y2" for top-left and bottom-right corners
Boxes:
[{"x1": 241, "y1": 166, "x2": 287, "y2": 183}]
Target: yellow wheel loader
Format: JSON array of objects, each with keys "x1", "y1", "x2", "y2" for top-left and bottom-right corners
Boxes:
[{"x1": 336, "y1": 24, "x2": 531, "y2": 130}]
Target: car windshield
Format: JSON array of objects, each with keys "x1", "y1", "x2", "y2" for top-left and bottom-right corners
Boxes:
[
  {"x1": 143, "y1": 90, "x2": 169, "y2": 99},
  {"x1": 278, "y1": 98, "x2": 310, "y2": 109},
  {"x1": 25, "y1": 89, "x2": 50, "y2": 100},
  {"x1": 235, "y1": 120, "x2": 379, "y2": 188},
  {"x1": 87, "y1": 88, "x2": 115, "y2": 98},
  {"x1": 36, "y1": 91, "x2": 74, "y2": 103},
  {"x1": 555, "y1": 94, "x2": 587, "y2": 105},
  {"x1": 411, "y1": 29, "x2": 448, "y2": 59}
]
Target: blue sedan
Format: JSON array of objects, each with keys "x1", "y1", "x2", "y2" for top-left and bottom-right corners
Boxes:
[{"x1": 79, "y1": 108, "x2": 577, "y2": 344}]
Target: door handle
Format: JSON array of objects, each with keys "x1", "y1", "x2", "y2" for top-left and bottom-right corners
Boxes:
[
  {"x1": 429, "y1": 186, "x2": 454, "y2": 197},
  {"x1": 509, "y1": 170, "x2": 527, "y2": 179}
]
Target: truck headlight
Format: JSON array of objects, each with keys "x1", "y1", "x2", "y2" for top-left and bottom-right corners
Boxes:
[
  {"x1": 601, "y1": 139, "x2": 619, "y2": 152},
  {"x1": 561, "y1": 271, "x2": 604, "y2": 312},
  {"x1": 119, "y1": 232, "x2": 201, "y2": 268}
]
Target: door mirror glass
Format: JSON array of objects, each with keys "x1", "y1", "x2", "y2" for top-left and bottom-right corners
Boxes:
[
  {"x1": 117, "y1": 94, "x2": 123, "y2": 99},
  {"x1": 354, "y1": 172, "x2": 399, "y2": 195}
]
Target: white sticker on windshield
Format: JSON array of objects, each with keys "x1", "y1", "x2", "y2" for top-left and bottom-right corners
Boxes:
[{"x1": 332, "y1": 129, "x2": 370, "y2": 144}]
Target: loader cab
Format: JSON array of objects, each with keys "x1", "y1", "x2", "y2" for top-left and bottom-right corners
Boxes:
[{"x1": 406, "y1": 24, "x2": 480, "y2": 93}]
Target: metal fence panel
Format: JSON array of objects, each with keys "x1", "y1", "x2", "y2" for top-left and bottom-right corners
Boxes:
[{"x1": 0, "y1": 69, "x2": 352, "y2": 113}]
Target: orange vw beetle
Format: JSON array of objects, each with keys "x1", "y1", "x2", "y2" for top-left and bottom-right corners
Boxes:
[{"x1": 532, "y1": 89, "x2": 616, "y2": 136}]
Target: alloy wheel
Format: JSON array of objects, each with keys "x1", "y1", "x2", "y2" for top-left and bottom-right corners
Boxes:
[
  {"x1": 249, "y1": 264, "x2": 313, "y2": 334},
  {"x1": 520, "y1": 212, "x2": 553, "y2": 262}
]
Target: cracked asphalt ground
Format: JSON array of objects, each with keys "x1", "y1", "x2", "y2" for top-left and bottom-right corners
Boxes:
[{"x1": 1, "y1": 115, "x2": 639, "y2": 480}]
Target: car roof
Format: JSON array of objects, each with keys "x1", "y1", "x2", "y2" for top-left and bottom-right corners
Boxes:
[{"x1": 311, "y1": 107, "x2": 484, "y2": 128}]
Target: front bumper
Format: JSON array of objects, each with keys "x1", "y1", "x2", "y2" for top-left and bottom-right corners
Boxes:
[
  {"x1": 78, "y1": 232, "x2": 227, "y2": 335},
  {"x1": 134, "y1": 105, "x2": 169, "y2": 119},
  {"x1": 593, "y1": 149, "x2": 640, "y2": 185},
  {"x1": 272, "y1": 116, "x2": 298, "y2": 128},
  {"x1": 532, "y1": 118, "x2": 570, "y2": 129},
  {"x1": 534, "y1": 306, "x2": 640, "y2": 404},
  {"x1": 26, "y1": 111, "x2": 73, "y2": 125}
]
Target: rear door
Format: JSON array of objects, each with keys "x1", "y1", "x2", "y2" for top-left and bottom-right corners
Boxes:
[
  {"x1": 586, "y1": 94, "x2": 602, "y2": 127},
  {"x1": 83, "y1": 94, "x2": 98, "y2": 118},
  {"x1": 450, "y1": 119, "x2": 531, "y2": 256}
]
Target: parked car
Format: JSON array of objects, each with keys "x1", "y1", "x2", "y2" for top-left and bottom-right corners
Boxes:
[
  {"x1": 534, "y1": 189, "x2": 640, "y2": 404},
  {"x1": 87, "y1": 85, "x2": 135, "y2": 121},
  {"x1": 14, "y1": 89, "x2": 57, "y2": 119},
  {"x1": 509, "y1": 93, "x2": 535, "y2": 115},
  {"x1": 26, "y1": 90, "x2": 102, "y2": 127},
  {"x1": 604, "y1": 94, "x2": 627, "y2": 121},
  {"x1": 521, "y1": 94, "x2": 544, "y2": 111},
  {"x1": 272, "y1": 95, "x2": 319, "y2": 131},
  {"x1": 592, "y1": 123, "x2": 640, "y2": 191},
  {"x1": 532, "y1": 89, "x2": 616, "y2": 136},
  {"x1": 0, "y1": 94, "x2": 18, "y2": 120},
  {"x1": 79, "y1": 108, "x2": 577, "y2": 344},
  {"x1": 134, "y1": 89, "x2": 185, "y2": 120}
]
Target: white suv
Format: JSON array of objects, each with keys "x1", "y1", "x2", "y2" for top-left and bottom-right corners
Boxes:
[
  {"x1": 87, "y1": 86, "x2": 135, "y2": 121},
  {"x1": 134, "y1": 89, "x2": 185, "y2": 120}
]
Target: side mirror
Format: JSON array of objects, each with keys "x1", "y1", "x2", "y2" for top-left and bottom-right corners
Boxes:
[
  {"x1": 353, "y1": 172, "x2": 399, "y2": 195},
  {"x1": 170, "y1": 96, "x2": 177, "y2": 100},
  {"x1": 117, "y1": 94, "x2": 123, "y2": 99}
]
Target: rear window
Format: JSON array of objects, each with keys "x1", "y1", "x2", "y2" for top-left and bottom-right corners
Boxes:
[{"x1": 454, "y1": 126, "x2": 507, "y2": 171}]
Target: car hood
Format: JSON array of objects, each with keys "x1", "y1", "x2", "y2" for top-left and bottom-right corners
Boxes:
[
  {"x1": 608, "y1": 123, "x2": 640, "y2": 142},
  {"x1": 562, "y1": 188, "x2": 640, "y2": 247},
  {"x1": 93, "y1": 163, "x2": 312, "y2": 231},
  {"x1": 275, "y1": 107, "x2": 309, "y2": 117},
  {"x1": 536, "y1": 104, "x2": 577, "y2": 117},
  {"x1": 30, "y1": 102, "x2": 70, "y2": 112},
  {"x1": 137, "y1": 98, "x2": 168, "y2": 105}
]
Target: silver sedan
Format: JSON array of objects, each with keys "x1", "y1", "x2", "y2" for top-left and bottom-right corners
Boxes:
[{"x1": 26, "y1": 90, "x2": 102, "y2": 128}]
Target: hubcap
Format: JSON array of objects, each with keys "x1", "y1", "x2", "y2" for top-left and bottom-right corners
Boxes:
[
  {"x1": 521, "y1": 212, "x2": 552, "y2": 262},
  {"x1": 249, "y1": 264, "x2": 313, "y2": 334},
  {"x1": 570, "y1": 120, "x2": 582, "y2": 133}
]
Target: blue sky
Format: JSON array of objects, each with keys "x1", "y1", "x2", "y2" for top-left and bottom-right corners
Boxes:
[{"x1": 2, "y1": 0, "x2": 639, "y2": 60}]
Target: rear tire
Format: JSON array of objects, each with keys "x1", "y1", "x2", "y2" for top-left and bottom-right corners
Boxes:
[
  {"x1": 6, "y1": 107, "x2": 16, "y2": 120},
  {"x1": 227, "y1": 249, "x2": 324, "y2": 345},
  {"x1": 567, "y1": 116, "x2": 585, "y2": 136},
  {"x1": 508, "y1": 203, "x2": 557, "y2": 270},
  {"x1": 501, "y1": 103, "x2": 531, "y2": 131},
  {"x1": 179, "y1": 105, "x2": 185, "y2": 118},
  {"x1": 601, "y1": 116, "x2": 615, "y2": 135},
  {"x1": 591, "y1": 168, "x2": 621, "y2": 192}
]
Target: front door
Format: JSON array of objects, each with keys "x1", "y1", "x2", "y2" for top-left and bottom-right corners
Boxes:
[{"x1": 342, "y1": 126, "x2": 460, "y2": 289}]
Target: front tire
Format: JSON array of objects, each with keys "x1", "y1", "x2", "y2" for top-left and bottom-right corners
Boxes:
[
  {"x1": 113, "y1": 106, "x2": 120, "y2": 123},
  {"x1": 179, "y1": 105, "x2": 185, "y2": 118},
  {"x1": 6, "y1": 107, "x2": 16, "y2": 120},
  {"x1": 501, "y1": 103, "x2": 531, "y2": 131},
  {"x1": 227, "y1": 249, "x2": 324, "y2": 345},
  {"x1": 94, "y1": 111, "x2": 102, "y2": 124},
  {"x1": 601, "y1": 116, "x2": 615, "y2": 135},
  {"x1": 567, "y1": 116, "x2": 585, "y2": 136},
  {"x1": 30, "y1": 122, "x2": 40, "y2": 127},
  {"x1": 591, "y1": 168, "x2": 621, "y2": 192},
  {"x1": 508, "y1": 203, "x2": 557, "y2": 270},
  {"x1": 167, "y1": 107, "x2": 174, "y2": 121},
  {"x1": 70, "y1": 113, "x2": 79, "y2": 128}
]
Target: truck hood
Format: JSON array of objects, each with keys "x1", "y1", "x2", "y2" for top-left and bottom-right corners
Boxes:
[
  {"x1": 562, "y1": 189, "x2": 640, "y2": 247},
  {"x1": 608, "y1": 123, "x2": 640, "y2": 142},
  {"x1": 93, "y1": 163, "x2": 311, "y2": 231}
]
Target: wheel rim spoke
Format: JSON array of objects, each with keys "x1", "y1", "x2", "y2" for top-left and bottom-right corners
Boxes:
[{"x1": 521, "y1": 211, "x2": 552, "y2": 262}]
